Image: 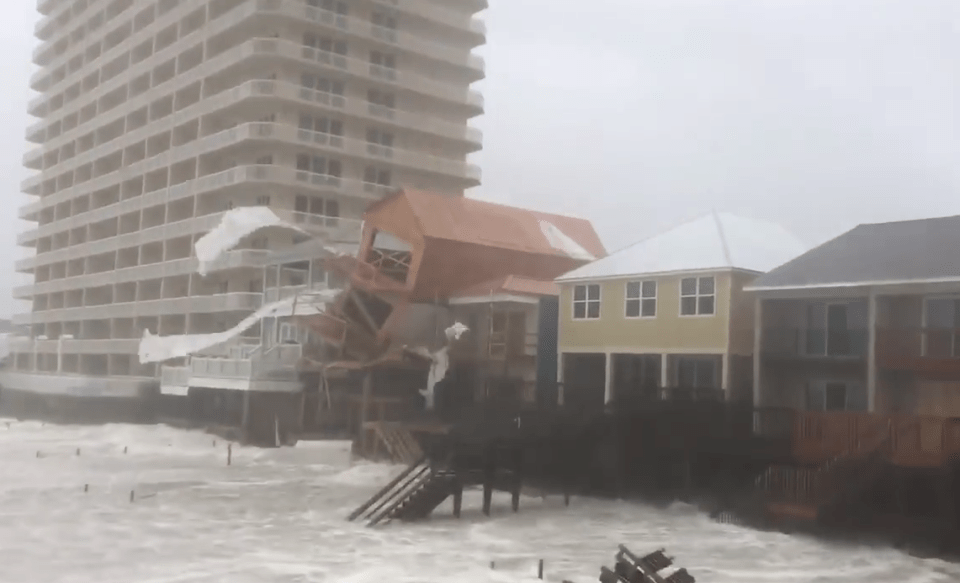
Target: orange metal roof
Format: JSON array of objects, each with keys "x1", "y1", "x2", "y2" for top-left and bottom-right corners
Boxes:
[
  {"x1": 367, "y1": 189, "x2": 606, "y2": 260},
  {"x1": 449, "y1": 275, "x2": 560, "y2": 299}
]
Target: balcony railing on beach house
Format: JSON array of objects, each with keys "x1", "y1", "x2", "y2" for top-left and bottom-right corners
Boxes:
[
  {"x1": 762, "y1": 327, "x2": 869, "y2": 359},
  {"x1": 877, "y1": 327, "x2": 960, "y2": 375}
]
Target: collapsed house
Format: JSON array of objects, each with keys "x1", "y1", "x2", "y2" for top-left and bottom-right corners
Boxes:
[
  {"x1": 295, "y1": 188, "x2": 606, "y2": 455},
  {"x1": 142, "y1": 189, "x2": 604, "y2": 447}
]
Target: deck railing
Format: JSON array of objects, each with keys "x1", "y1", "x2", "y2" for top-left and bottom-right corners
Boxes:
[
  {"x1": 791, "y1": 410, "x2": 960, "y2": 468},
  {"x1": 762, "y1": 327, "x2": 868, "y2": 358},
  {"x1": 877, "y1": 327, "x2": 960, "y2": 359}
]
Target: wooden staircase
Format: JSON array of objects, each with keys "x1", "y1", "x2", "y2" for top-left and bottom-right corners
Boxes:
[
  {"x1": 347, "y1": 456, "x2": 458, "y2": 526},
  {"x1": 365, "y1": 421, "x2": 424, "y2": 465},
  {"x1": 756, "y1": 418, "x2": 893, "y2": 524}
]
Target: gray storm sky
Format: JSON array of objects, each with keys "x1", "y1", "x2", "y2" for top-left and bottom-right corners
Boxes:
[{"x1": 1, "y1": 0, "x2": 958, "y2": 318}]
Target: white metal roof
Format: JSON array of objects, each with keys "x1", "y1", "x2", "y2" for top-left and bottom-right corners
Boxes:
[{"x1": 556, "y1": 211, "x2": 809, "y2": 282}]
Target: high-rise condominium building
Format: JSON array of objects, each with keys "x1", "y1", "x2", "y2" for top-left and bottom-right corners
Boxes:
[{"x1": 6, "y1": 0, "x2": 485, "y2": 401}]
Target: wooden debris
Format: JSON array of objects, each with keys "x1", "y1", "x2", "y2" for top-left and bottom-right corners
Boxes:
[{"x1": 599, "y1": 545, "x2": 695, "y2": 583}]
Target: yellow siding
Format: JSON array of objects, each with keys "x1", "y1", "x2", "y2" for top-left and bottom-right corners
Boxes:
[{"x1": 558, "y1": 272, "x2": 734, "y2": 353}]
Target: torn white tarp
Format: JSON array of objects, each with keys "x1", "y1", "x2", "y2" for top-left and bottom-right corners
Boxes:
[
  {"x1": 138, "y1": 289, "x2": 339, "y2": 364},
  {"x1": 412, "y1": 322, "x2": 469, "y2": 411},
  {"x1": 195, "y1": 207, "x2": 307, "y2": 276},
  {"x1": 539, "y1": 220, "x2": 595, "y2": 261}
]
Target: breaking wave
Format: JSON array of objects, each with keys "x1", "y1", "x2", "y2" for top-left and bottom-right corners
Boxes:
[{"x1": 0, "y1": 420, "x2": 956, "y2": 582}]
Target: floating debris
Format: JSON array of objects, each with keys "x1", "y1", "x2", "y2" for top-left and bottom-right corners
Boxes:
[{"x1": 599, "y1": 545, "x2": 695, "y2": 583}]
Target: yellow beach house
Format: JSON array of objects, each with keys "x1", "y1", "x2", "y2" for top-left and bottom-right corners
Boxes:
[{"x1": 554, "y1": 211, "x2": 807, "y2": 409}]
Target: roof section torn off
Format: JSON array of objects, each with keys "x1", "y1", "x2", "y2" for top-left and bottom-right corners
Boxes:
[
  {"x1": 194, "y1": 207, "x2": 358, "y2": 276},
  {"x1": 138, "y1": 289, "x2": 338, "y2": 364},
  {"x1": 539, "y1": 220, "x2": 596, "y2": 261},
  {"x1": 194, "y1": 207, "x2": 305, "y2": 275}
]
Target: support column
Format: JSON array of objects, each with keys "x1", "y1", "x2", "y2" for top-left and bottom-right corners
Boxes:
[
  {"x1": 867, "y1": 288, "x2": 878, "y2": 412},
  {"x1": 721, "y1": 353, "x2": 731, "y2": 397},
  {"x1": 603, "y1": 352, "x2": 613, "y2": 404},
  {"x1": 752, "y1": 297, "x2": 763, "y2": 407},
  {"x1": 556, "y1": 352, "x2": 564, "y2": 407},
  {"x1": 359, "y1": 371, "x2": 373, "y2": 456},
  {"x1": 660, "y1": 353, "x2": 669, "y2": 396},
  {"x1": 241, "y1": 391, "x2": 251, "y2": 443}
]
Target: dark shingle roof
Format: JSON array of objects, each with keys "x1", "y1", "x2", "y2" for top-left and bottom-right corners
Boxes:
[{"x1": 747, "y1": 215, "x2": 960, "y2": 291}]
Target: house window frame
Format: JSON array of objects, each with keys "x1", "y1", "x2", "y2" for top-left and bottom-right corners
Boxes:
[
  {"x1": 488, "y1": 310, "x2": 526, "y2": 358},
  {"x1": 679, "y1": 275, "x2": 716, "y2": 317},
  {"x1": 625, "y1": 280, "x2": 657, "y2": 319},
  {"x1": 921, "y1": 295, "x2": 960, "y2": 357},
  {"x1": 572, "y1": 283, "x2": 601, "y2": 320}
]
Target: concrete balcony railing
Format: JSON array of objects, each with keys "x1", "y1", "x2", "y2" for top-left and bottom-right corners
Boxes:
[
  {"x1": 13, "y1": 338, "x2": 141, "y2": 355},
  {"x1": 21, "y1": 119, "x2": 477, "y2": 218},
  {"x1": 27, "y1": 0, "x2": 262, "y2": 117},
  {"x1": 19, "y1": 163, "x2": 389, "y2": 227},
  {"x1": 32, "y1": 0, "x2": 109, "y2": 66},
  {"x1": 18, "y1": 201, "x2": 363, "y2": 272},
  {"x1": 17, "y1": 211, "x2": 226, "y2": 271},
  {"x1": 36, "y1": 0, "x2": 59, "y2": 16},
  {"x1": 26, "y1": 78, "x2": 481, "y2": 182},
  {"x1": 13, "y1": 250, "x2": 271, "y2": 299},
  {"x1": 30, "y1": 0, "x2": 484, "y2": 120},
  {"x1": 30, "y1": 0, "x2": 260, "y2": 105},
  {"x1": 391, "y1": 0, "x2": 487, "y2": 38},
  {"x1": 13, "y1": 292, "x2": 263, "y2": 325},
  {"x1": 290, "y1": 0, "x2": 483, "y2": 73}
]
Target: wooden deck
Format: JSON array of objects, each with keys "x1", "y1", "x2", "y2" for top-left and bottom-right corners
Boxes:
[{"x1": 791, "y1": 411, "x2": 960, "y2": 468}]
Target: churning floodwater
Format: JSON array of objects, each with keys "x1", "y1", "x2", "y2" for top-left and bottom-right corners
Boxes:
[{"x1": 0, "y1": 421, "x2": 956, "y2": 583}]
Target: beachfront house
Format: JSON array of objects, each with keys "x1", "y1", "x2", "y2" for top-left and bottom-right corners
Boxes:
[
  {"x1": 747, "y1": 214, "x2": 960, "y2": 417},
  {"x1": 555, "y1": 211, "x2": 807, "y2": 410}
]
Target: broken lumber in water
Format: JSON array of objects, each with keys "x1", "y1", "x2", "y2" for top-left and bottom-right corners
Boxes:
[{"x1": 599, "y1": 545, "x2": 695, "y2": 583}]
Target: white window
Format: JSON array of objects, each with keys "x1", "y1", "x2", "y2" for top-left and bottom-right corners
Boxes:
[
  {"x1": 625, "y1": 280, "x2": 656, "y2": 318},
  {"x1": 680, "y1": 276, "x2": 715, "y2": 316},
  {"x1": 572, "y1": 284, "x2": 601, "y2": 320},
  {"x1": 255, "y1": 195, "x2": 270, "y2": 206}
]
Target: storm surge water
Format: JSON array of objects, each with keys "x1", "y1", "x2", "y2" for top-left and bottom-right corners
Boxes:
[{"x1": 0, "y1": 421, "x2": 956, "y2": 583}]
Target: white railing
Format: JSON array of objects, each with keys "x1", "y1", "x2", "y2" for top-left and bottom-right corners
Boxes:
[
  {"x1": 30, "y1": 26, "x2": 482, "y2": 134},
  {"x1": 14, "y1": 250, "x2": 269, "y2": 298},
  {"x1": 13, "y1": 292, "x2": 263, "y2": 326},
  {"x1": 191, "y1": 356, "x2": 253, "y2": 380},
  {"x1": 160, "y1": 365, "x2": 191, "y2": 388},
  {"x1": 28, "y1": 77, "x2": 481, "y2": 177}
]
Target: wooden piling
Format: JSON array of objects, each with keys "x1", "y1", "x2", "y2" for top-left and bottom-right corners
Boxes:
[
  {"x1": 123, "y1": 446, "x2": 128, "y2": 454},
  {"x1": 512, "y1": 449, "x2": 523, "y2": 513},
  {"x1": 538, "y1": 558, "x2": 544, "y2": 579},
  {"x1": 129, "y1": 490, "x2": 135, "y2": 503},
  {"x1": 452, "y1": 479, "x2": 463, "y2": 519},
  {"x1": 84, "y1": 484, "x2": 88, "y2": 493},
  {"x1": 227, "y1": 443, "x2": 232, "y2": 466},
  {"x1": 482, "y1": 460, "x2": 495, "y2": 517},
  {"x1": 76, "y1": 448, "x2": 80, "y2": 456}
]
